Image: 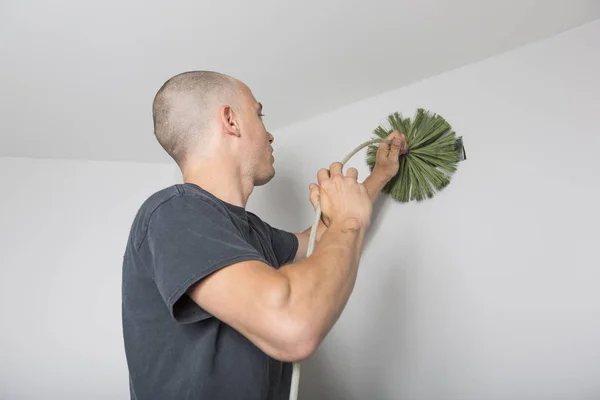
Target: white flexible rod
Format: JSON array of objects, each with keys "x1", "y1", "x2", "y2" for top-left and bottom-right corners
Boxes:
[{"x1": 288, "y1": 138, "x2": 391, "y2": 400}]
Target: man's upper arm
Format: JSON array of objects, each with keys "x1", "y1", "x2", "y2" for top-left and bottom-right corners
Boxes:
[
  {"x1": 185, "y1": 258, "x2": 293, "y2": 359},
  {"x1": 141, "y1": 194, "x2": 302, "y2": 359}
]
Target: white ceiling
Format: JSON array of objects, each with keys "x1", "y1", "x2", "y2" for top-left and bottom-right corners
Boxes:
[{"x1": 1, "y1": 0, "x2": 599, "y2": 164}]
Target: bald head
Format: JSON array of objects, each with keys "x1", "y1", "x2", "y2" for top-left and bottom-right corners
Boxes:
[{"x1": 152, "y1": 71, "x2": 243, "y2": 166}]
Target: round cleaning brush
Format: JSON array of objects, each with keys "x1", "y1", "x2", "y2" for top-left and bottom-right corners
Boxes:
[
  {"x1": 289, "y1": 108, "x2": 466, "y2": 400},
  {"x1": 366, "y1": 108, "x2": 466, "y2": 202}
]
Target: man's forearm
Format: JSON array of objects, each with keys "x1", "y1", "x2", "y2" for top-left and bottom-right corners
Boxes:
[
  {"x1": 279, "y1": 218, "x2": 367, "y2": 345},
  {"x1": 363, "y1": 171, "x2": 388, "y2": 204}
]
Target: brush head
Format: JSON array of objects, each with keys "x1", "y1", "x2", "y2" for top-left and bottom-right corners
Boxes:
[{"x1": 366, "y1": 108, "x2": 466, "y2": 202}]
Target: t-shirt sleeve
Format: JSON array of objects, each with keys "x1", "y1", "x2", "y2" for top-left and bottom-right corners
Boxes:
[
  {"x1": 263, "y1": 220, "x2": 299, "y2": 266},
  {"x1": 143, "y1": 194, "x2": 268, "y2": 324}
]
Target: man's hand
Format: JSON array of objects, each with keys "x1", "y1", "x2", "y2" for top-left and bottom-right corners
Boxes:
[
  {"x1": 316, "y1": 162, "x2": 372, "y2": 229},
  {"x1": 372, "y1": 130, "x2": 408, "y2": 183},
  {"x1": 295, "y1": 162, "x2": 371, "y2": 261},
  {"x1": 306, "y1": 131, "x2": 407, "y2": 215},
  {"x1": 294, "y1": 131, "x2": 408, "y2": 260}
]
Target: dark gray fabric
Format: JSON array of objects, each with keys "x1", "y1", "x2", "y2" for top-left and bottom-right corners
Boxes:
[{"x1": 121, "y1": 183, "x2": 299, "y2": 400}]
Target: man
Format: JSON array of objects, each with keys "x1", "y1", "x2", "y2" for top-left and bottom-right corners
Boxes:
[{"x1": 121, "y1": 70, "x2": 407, "y2": 399}]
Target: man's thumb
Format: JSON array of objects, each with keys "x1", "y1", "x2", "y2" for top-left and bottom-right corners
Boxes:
[{"x1": 390, "y1": 137, "x2": 402, "y2": 154}]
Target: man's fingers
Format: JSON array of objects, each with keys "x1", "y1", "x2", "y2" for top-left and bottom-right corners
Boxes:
[
  {"x1": 401, "y1": 137, "x2": 409, "y2": 154},
  {"x1": 329, "y1": 162, "x2": 343, "y2": 177},
  {"x1": 317, "y1": 168, "x2": 330, "y2": 186},
  {"x1": 386, "y1": 130, "x2": 400, "y2": 140},
  {"x1": 378, "y1": 130, "x2": 401, "y2": 158},
  {"x1": 317, "y1": 161, "x2": 357, "y2": 187},
  {"x1": 390, "y1": 133, "x2": 406, "y2": 156},
  {"x1": 379, "y1": 131, "x2": 395, "y2": 155},
  {"x1": 399, "y1": 134, "x2": 408, "y2": 154},
  {"x1": 346, "y1": 167, "x2": 358, "y2": 180}
]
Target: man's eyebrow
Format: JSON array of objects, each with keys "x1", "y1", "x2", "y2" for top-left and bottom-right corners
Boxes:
[{"x1": 258, "y1": 102, "x2": 263, "y2": 112}]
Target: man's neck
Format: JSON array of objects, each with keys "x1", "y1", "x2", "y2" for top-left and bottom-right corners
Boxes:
[{"x1": 182, "y1": 157, "x2": 254, "y2": 208}]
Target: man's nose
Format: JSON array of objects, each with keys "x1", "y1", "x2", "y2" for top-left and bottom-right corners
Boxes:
[{"x1": 268, "y1": 131, "x2": 274, "y2": 143}]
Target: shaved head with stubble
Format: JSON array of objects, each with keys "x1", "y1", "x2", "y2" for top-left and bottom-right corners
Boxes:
[
  {"x1": 152, "y1": 71, "x2": 243, "y2": 166},
  {"x1": 152, "y1": 70, "x2": 276, "y2": 206}
]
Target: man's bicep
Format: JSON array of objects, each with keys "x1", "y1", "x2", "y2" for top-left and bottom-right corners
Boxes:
[{"x1": 186, "y1": 258, "x2": 291, "y2": 355}]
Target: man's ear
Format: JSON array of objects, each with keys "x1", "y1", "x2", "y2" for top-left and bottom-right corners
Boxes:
[{"x1": 219, "y1": 105, "x2": 241, "y2": 137}]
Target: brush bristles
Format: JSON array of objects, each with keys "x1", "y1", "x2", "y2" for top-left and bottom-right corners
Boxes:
[{"x1": 366, "y1": 108, "x2": 466, "y2": 202}]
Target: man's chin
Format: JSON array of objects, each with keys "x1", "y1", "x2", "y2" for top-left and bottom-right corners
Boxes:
[{"x1": 254, "y1": 170, "x2": 275, "y2": 187}]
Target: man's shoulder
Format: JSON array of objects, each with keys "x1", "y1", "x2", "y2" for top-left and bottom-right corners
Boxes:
[
  {"x1": 139, "y1": 184, "x2": 181, "y2": 213},
  {"x1": 128, "y1": 184, "x2": 227, "y2": 247},
  {"x1": 137, "y1": 183, "x2": 223, "y2": 218}
]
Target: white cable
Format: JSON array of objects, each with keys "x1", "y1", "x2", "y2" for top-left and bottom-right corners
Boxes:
[{"x1": 288, "y1": 138, "x2": 391, "y2": 400}]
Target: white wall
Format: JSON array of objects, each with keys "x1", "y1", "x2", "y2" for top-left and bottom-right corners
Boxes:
[
  {"x1": 1, "y1": 19, "x2": 598, "y2": 400},
  {"x1": 249, "y1": 20, "x2": 600, "y2": 399},
  {"x1": 0, "y1": 157, "x2": 176, "y2": 399}
]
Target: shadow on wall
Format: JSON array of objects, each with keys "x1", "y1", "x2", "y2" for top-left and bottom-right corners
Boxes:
[
  {"x1": 297, "y1": 267, "x2": 411, "y2": 399},
  {"x1": 365, "y1": 193, "x2": 393, "y2": 249},
  {"x1": 294, "y1": 196, "x2": 413, "y2": 400}
]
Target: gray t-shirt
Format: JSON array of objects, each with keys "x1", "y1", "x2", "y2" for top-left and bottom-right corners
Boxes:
[{"x1": 121, "y1": 183, "x2": 299, "y2": 399}]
